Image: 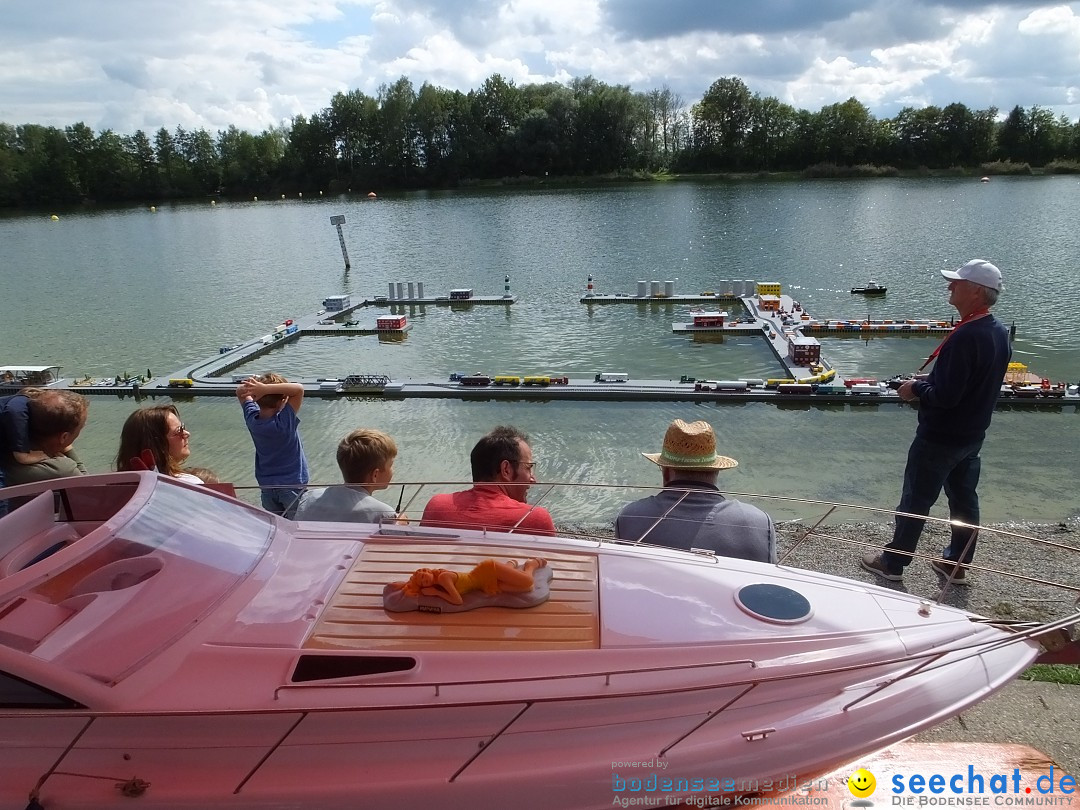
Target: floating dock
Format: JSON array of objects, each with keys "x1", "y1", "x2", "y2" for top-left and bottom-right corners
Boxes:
[
  {"x1": 583, "y1": 293, "x2": 739, "y2": 304},
  {"x1": 26, "y1": 281, "x2": 1077, "y2": 408}
]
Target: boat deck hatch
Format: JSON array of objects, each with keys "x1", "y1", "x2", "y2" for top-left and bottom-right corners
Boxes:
[
  {"x1": 291, "y1": 654, "x2": 417, "y2": 682},
  {"x1": 735, "y1": 583, "x2": 813, "y2": 624},
  {"x1": 304, "y1": 542, "x2": 599, "y2": 651}
]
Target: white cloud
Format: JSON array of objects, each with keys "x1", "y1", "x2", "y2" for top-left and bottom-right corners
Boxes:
[
  {"x1": 1018, "y1": 4, "x2": 1080, "y2": 34},
  {"x1": 0, "y1": 0, "x2": 1077, "y2": 134}
]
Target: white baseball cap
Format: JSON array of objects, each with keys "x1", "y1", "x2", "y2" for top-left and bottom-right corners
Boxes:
[{"x1": 941, "y1": 259, "x2": 1002, "y2": 291}]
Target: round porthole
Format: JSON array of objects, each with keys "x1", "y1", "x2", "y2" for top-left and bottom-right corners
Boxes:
[{"x1": 735, "y1": 583, "x2": 813, "y2": 624}]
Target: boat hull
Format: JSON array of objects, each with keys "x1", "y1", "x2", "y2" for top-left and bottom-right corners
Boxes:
[{"x1": 5, "y1": 632, "x2": 1037, "y2": 809}]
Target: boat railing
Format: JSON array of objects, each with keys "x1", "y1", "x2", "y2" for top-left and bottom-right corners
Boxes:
[{"x1": 232, "y1": 478, "x2": 1080, "y2": 617}]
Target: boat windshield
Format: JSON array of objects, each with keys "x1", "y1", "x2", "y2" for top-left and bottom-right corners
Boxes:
[
  {"x1": 5, "y1": 480, "x2": 274, "y2": 684},
  {"x1": 0, "y1": 365, "x2": 61, "y2": 387},
  {"x1": 114, "y1": 481, "x2": 272, "y2": 574}
]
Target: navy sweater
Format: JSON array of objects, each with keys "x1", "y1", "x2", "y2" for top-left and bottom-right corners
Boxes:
[{"x1": 912, "y1": 315, "x2": 1011, "y2": 445}]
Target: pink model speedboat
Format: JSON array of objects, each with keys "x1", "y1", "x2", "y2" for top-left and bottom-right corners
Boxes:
[{"x1": 0, "y1": 472, "x2": 1070, "y2": 809}]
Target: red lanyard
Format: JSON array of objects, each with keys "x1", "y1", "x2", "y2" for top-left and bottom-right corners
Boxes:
[{"x1": 918, "y1": 310, "x2": 989, "y2": 371}]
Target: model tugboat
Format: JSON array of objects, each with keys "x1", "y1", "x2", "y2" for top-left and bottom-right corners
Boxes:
[{"x1": 851, "y1": 280, "x2": 887, "y2": 295}]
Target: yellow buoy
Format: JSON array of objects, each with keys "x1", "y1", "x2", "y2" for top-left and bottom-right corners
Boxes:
[
  {"x1": 210, "y1": 199, "x2": 216, "y2": 205},
  {"x1": 253, "y1": 196, "x2": 258, "y2": 201},
  {"x1": 150, "y1": 206, "x2": 156, "y2": 212},
  {"x1": 50, "y1": 214, "x2": 59, "y2": 221},
  {"x1": 281, "y1": 194, "x2": 286, "y2": 199}
]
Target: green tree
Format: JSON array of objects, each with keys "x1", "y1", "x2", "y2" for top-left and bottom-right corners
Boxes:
[
  {"x1": 281, "y1": 114, "x2": 335, "y2": 189},
  {"x1": 891, "y1": 106, "x2": 943, "y2": 168},
  {"x1": 520, "y1": 82, "x2": 578, "y2": 175},
  {"x1": 649, "y1": 86, "x2": 685, "y2": 168},
  {"x1": 468, "y1": 74, "x2": 527, "y2": 177},
  {"x1": 817, "y1": 98, "x2": 876, "y2": 165},
  {"x1": 1069, "y1": 119, "x2": 1080, "y2": 159},
  {"x1": 377, "y1": 77, "x2": 419, "y2": 184},
  {"x1": 412, "y1": 82, "x2": 455, "y2": 181},
  {"x1": 125, "y1": 129, "x2": 161, "y2": 198},
  {"x1": 996, "y1": 105, "x2": 1028, "y2": 162},
  {"x1": 65, "y1": 122, "x2": 96, "y2": 197},
  {"x1": 89, "y1": 129, "x2": 137, "y2": 200},
  {"x1": 571, "y1": 77, "x2": 641, "y2": 173},
  {"x1": 328, "y1": 89, "x2": 379, "y2": 186},
  {"x1": 1027, "y1": 106, "x2": 1060, "y2": 164},
  {"x1": 937, "y1": 103, "x2": 977, "y2": 166},
  {"x1": 691, "y1": 77, "x2": 753, "y2": 170},
  {"x1": 179, "y1": 128, "x2": 221, "y2": 193},
  {"x1": 154, "y1": 128, "x2": 188, "y2": 195},
  {"x1": 746, "y1": 95, "x2": 799, "y2": 169},
  {"x1": 507, "y1": 108, "x2": 562, "y2": 176},
  {"x1": 0, "y1": 123, "x2": 21, "y2": 205},
  {"x1": 17, "y1": 124, "x2": 79, "y2": 203}
]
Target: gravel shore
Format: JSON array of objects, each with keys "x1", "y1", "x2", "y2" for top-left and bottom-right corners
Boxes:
[{"x1": 773, "y1": 516, "x2": 1080, "y2": 623}]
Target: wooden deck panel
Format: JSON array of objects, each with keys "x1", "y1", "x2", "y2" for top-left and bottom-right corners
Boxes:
[{"x1": 304, "y1": 542, "x2": 599, "y2": 651}]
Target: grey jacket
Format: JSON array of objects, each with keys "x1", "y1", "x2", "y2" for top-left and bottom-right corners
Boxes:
[
  {"x1": 293, "y1": 485, "x2": 396, "y2": 523},
  {"x1": 614, "y1": 480, "x2": 776, "y2": 563}
]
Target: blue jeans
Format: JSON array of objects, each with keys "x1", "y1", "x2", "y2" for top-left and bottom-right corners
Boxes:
[
  {"x1": 261, "y1": 487, "x2": 303, "y2": 519},
  {"x1": 883, "y1": 435, "x2": 983, "y2": 571}
]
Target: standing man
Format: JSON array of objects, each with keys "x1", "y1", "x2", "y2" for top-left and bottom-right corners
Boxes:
[
  {"x1": 862, "y1": 260, "x2": 1011, "y2": 584},
  {"x1": 615, "y1": 419, "x2": 776, "y2": 562},
  {"x1": 421, "y1": 425, "x2": 556, "y2": 535}
]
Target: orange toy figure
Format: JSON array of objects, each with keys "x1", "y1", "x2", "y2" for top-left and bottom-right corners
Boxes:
[{"x1": 395, "y1": 558, "x2": 547, "y2": 606}]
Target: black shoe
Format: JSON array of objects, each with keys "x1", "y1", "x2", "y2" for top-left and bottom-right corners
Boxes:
[
  {"x1": 861, "y1": 553, "x2": 903, "y2": 582},
  {"x1": 930, "y1": 558, "x2": 969, "y2": 584}
]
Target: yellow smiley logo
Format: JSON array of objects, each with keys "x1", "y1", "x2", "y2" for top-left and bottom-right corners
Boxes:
[{"x1": 848, "y1": 768, "x2": 877, "y2": 798}]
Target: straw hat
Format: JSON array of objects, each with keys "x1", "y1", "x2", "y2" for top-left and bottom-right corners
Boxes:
[{"x1": 642, "y1": 419, "x2": 738, "y2": 470}]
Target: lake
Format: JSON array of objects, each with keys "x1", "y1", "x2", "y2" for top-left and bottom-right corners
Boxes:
[{"x1": 2, "y1": 177, "x2": 1078, "y2": 523}]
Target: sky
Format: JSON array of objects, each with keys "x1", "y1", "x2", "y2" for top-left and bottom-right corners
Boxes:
[{"x1": 1, "y1": 0, "x2": 1078, "y2": 136}]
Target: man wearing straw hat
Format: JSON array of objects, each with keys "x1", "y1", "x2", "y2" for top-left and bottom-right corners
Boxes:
[{"x1": 614, "y1": 419, "x2": 776, "y2": 563}]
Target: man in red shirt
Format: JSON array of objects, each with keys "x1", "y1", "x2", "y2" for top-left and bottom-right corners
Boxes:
[{"x1": 421, "y1": 425, "x2": 556, "y2": 535}]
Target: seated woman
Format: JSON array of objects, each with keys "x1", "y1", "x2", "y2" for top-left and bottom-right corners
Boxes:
[
  {"x1": 393, "y1": 558, "x2": 547, "y2": 606},
  {"x1": 115, "y1": 405, "x2": 209, "y2": 484}
]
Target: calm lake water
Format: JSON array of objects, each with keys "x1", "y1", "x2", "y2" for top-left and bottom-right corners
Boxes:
[{"x1": 2, "y1": 177, "x2": 1079, "y2": 523}]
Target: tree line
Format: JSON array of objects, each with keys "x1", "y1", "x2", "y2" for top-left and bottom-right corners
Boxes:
[{"x1": 2, "y1": 74, "x2": 1079, "y2": 207}]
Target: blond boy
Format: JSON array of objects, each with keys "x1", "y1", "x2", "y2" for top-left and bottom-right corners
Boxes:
[{"x1": 293, "y1": 428, "x2": 398, "y2": 523}]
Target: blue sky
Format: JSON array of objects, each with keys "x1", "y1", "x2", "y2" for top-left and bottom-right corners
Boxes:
[{"x1": 1, "y1": 0, "x2": 1077, "y2": 135}]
